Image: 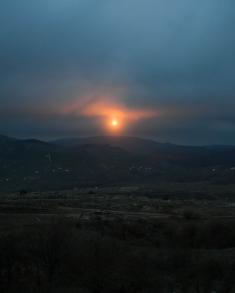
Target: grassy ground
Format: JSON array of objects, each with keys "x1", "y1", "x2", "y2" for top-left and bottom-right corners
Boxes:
[{"x1": 0, "y1": 186, "x2": 235, "y2": 292}]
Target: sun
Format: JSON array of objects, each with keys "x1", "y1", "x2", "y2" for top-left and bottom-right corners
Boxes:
[
  {"x1": 105, "y1": 116, "x2": 122, "y2": 134},
  {"x1": 111, "y1": 119, "x2": 119, "y2": 127}
]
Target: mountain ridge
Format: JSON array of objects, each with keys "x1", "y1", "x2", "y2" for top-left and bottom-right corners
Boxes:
[{"x1": 1, "y1": 134, "x2": 235, "y2": 191}]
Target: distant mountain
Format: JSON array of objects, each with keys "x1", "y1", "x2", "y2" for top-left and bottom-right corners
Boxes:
[
  {"x1": 0, "y1": 135, "x2": 153, "y2": 191},
  {"x1": 1, "y1": 135, "x2": 235, "y2": 191},
  {"x1": 52, "y1": 136, "x2": 173, "y2": 155},
  {"x1": 52, "y1": 136, "x2": 235, "y2": 167}
]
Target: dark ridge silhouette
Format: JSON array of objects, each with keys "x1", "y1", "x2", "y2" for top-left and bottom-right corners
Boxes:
[{"x1": 1, "y1": 134, "x2": 235, "y2": 191}]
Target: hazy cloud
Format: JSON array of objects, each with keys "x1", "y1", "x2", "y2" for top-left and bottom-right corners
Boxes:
[{"x1": 0, "y1": 0, "x2": 235, "y2": 144}]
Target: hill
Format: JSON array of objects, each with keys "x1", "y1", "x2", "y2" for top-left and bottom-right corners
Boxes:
[
  {"x1": 1, "y1": 135, "x2": 235, "y2": 191},
  {"x1": 53, "y1": 136, "x2": 235, "y2": 167},
  {"x1": 53, "y1": 136, "x2": 165, "y2": 155},
  {"x1": 0, "y1": 135, "x2": 152, "y2": 191}
]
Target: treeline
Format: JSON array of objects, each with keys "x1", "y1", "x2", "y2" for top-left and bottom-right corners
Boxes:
[{"x1": 0, "y1": 216, "x2": 235, "y2": 292}]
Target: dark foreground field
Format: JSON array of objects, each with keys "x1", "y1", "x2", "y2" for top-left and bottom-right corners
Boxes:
[{"x1": 0, "y1": 185, "x2": 235, "y2": 293}]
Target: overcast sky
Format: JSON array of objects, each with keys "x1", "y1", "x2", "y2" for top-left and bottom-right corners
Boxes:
[{"x1": 0, "y1": 0, "x2": 235, "y2": 144}]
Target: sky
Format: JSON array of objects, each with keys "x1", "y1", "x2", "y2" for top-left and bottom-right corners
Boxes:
[{"x1": 0, "y1": 0, "x2": 235, "y2": 145}]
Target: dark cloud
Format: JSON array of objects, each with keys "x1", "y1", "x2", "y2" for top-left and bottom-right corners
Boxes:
[{"x1": 0, "y1": 0, "x2": 235, "y2": 144}]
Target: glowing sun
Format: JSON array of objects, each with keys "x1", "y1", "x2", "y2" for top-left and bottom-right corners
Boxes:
[{"x1": 111, "y1": 119, "x2": 119, "y2": 127}]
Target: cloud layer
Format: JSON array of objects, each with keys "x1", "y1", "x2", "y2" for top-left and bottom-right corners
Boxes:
[{"x1": 0, "y1": 0, "x2": 235, "y2": 144}]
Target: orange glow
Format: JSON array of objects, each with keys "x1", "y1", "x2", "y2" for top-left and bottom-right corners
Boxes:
[
  {"x1": 111, "y1": 119, "x2": 118, "y2": 127},
  {"x1": 79, "y1": 99, "x2": 157, "y2": 121},
  {"x1": 59, "y1": 93, "x2": 159, "y2": 134},
  {"x1": 108, "y1": 118, "x2": 121, "y2": 133}
]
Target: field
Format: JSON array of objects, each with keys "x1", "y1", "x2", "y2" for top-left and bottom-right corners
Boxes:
[{"x1": 0, "y1": 184, "x2": 235, "y2": 292}]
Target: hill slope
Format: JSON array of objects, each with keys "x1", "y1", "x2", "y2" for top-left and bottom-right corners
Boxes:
[
  {"x1": 0, "y1": 136, "x2": 154, "y2": 191},
  {"x1": 1, "y1": 135, "x2": 235, "y2": 191},
  {"x1": 53, "y1": 136, "x2": 235, "y2": 167}
]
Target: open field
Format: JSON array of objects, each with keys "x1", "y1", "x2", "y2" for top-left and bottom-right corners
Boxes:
[
  {"x1": 0, "y1": 185, "x2": 235, "y2": 292},
  {"x1": 2, "y1": 182, "x2": 235, "y2": 222}
]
